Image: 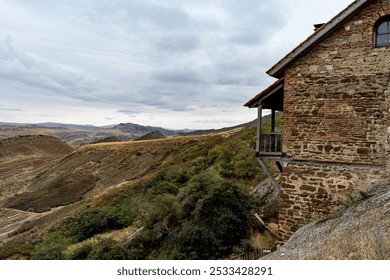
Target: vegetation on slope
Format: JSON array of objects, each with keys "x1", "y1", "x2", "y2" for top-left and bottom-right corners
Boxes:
[{"x1": 0, "y1": 124, "x2": 275, "y2": 260}]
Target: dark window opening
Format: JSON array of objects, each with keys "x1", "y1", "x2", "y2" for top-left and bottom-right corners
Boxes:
[{"x1": 375, "y1": 18, "x2": 390, "y2": 47}]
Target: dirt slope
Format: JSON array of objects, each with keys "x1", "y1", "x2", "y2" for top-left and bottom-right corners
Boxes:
[
  {"x1": 0, "y1": 135, "x2": 74, "y2": 198},
  {"x1": 1, "y1": 136, "x2": 206, "y2": 213},
  {"x1": 0, "y1": 208, "x2": 45, "y2": 240}
]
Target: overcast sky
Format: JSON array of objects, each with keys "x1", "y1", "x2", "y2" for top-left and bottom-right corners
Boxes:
[{"x1": 0, "y1": 0, "x2": 354, "y2": 129}]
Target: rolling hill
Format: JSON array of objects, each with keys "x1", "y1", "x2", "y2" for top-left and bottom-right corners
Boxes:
[
  {"x1": 0, "y1": 127, "x2": 270, "y2": 259},
  {"x1": 1, "y1": 115, "x2": 388, "y2": 260},
  {"x1": 0, "y1": 120, "x2": 258, "y2": 147},
  {"x1": 0, "y1": 135, "x2": 74, "y2": 198},
  {"x1": 0, "y1": 122, "x2": 184, "y2": 147},
  {"x1": 1, "y1": 136, "x2": 207, "y2": 213}
]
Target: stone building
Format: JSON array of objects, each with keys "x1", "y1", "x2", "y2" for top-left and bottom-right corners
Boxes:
[{"x1": 245, "y1": 0, "x2": 390, "y2": 241}]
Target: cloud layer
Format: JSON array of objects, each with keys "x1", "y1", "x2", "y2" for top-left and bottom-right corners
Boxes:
[{"x1": 0, "y1": 0, "x2": 353, "y2": 128}]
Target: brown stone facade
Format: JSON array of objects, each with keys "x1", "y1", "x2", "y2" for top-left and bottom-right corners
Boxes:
[
  {"x1": 278, "y1": 163, "x2": 383, "y2": 240},
  {"x1": 278, "y1": 0, "x2": 390, "y2": 240}
]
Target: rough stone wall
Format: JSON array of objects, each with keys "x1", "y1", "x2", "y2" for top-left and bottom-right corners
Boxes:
[
  {"x1": 278, "y1": 163, "x2": 383, "y2": 240},
  {"x1": 279, "y1": 0, "x2": 390, "y2": 240}
]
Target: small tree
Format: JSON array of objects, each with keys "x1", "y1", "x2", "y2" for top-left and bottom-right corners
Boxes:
[{"x1": 174, "y1": 173, "x2": 256, "y2": 259}]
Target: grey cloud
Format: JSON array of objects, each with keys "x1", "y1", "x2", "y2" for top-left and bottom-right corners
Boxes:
[
  {"x1": 0, "y1": 36, "x2": 100, "y2": 102},
  {"x1": 84, "y1": 0, "x2": 191, "y2": 31},
  {"x1": 0, "y1": 0, "x2": 297, "y2": 127},
  {"x1": 0, "y1": 108, "x2": 22, "y2": 111},
  {"x1": 152, "y1": 68, "x2": 207, "y2": 85},
  {"x1": 156, "y1": 34, "x2": 200, "y2": 53},
  {"x1": 229, "y1": 31, "x2": 266, "y2": 46}
]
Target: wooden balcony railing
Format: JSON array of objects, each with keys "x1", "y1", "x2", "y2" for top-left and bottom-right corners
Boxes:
[{"x1": 257, "y1": 133, "x2": 283, "y2": 155}]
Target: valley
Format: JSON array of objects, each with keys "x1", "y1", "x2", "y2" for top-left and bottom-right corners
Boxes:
[
  {"x1": 0, "y1": 124, "x2": 274, "y2": 260},
  {"x1": 1, "y1": 119, "x2": 389, "y2": 260}
]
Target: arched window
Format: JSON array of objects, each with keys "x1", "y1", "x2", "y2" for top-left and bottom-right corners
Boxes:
[{"x1": 375, "y1": 17, "x2": 390, "y2": 47}]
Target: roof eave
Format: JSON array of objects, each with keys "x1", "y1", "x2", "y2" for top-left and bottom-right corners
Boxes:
[
  {"x1": 244, "y1": 78, "x2": 284, "y2": 108},
  {"x1": 267, "y1": 0, "x2": 373, "y2": 78}
]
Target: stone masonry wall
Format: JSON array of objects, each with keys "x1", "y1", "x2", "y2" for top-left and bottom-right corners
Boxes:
[
  {"x1": 279, "y1": 0, "x2": 390, "y2": 240},
  {"x1": 278, "y1": 163, "x2": 383, "y2": 240}
]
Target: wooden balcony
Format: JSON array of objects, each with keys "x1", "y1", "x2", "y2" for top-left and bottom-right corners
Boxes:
[{"x1": 256, "y1": 133, "x2": 283, "y2": 157}]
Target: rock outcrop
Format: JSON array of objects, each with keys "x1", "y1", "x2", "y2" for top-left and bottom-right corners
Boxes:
[{"x1": 251, "y1": 176, "x2": 280, "y2": 219}]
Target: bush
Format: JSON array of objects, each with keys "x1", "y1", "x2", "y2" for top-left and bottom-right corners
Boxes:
[
  {"x1": 143, "y1": 194, "x2": 179, "y2": 229},
  {"x1": 67, "y1": 243, "x2": 93, "y2": 260},
  {"x1": 179, "y1": 171, "x2": 222, "y2": 218},
  {"x1": 173, "y1": 176, "x2": 256, "y2": 259},
  {"x1": 142, "y1": 172, "x2": 166, "y2": 190},
  {"x1": 231, "y1": 152, "x2": 259, "y2": 179},
  {"x1": 67, "y1": 238, "x2": 129, "y2": 260},
  {"x1": 190, "y1": 156, "x2": 210, "y2": 174},
  {"x1": 146, "y1": 181, "x2": 179, "y2": 197},
  {"x1": 32, "y1": 232, "x2": 72, "y2": 260},
  {"x1": 173, "y1": 222, "x2": 219, "y2": 260},
  {"x1": 73, "y1": 208, "x2": 122, "y2": 242},
  {"x1": 170, "y1": 168, "x2": 190, "y2": 185},
  {"x1": 126, "y1": 229, "x2": 162, "y2": 260},
  {"x1": 103, "y1": 204, "x2": 137, "y2": 229},
  {"x1": 87, "y1": 238, "x2": 129, "y2": 260}
]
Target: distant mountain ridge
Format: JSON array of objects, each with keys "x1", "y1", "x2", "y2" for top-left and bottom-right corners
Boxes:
[
  {"x1": 0, "y1": 121, "x2": 188, "y2": 134},
  {"x1": 0, "y1": 119, "x2": 260, "y2": 146},
  {"x1": 36, "y1": 122, "x2": 115, "y2": 130},
  {"x1": 114, "y1": 123, "x2": 182, "y2": 136},
  {"x1": 0, "y1": 122, "x2": 185, "y2": 146}
]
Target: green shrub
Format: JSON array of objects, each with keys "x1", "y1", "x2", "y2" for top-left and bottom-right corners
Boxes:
[
  {"x1": 73, "y1": 208, "x2": 121, "y2": 242},
  {"x1": 126, "y1": 229, "x2": 161, "y2": 260},
  {"x1": 231, "y1": 152, "x2": 259, "y2": 179},
  {"x1": 67, "y1": 239, "x2": 129, "y2": 260},
  {"x1": 146, "y1": 181, "x2": 179, "y2": 197},
  {"x1": 103, "y1": 204, "x2": 136, "y2": 229},
  {"x1": 32, "y1": 232, "x2": 72, "y2": 260},
  {"x1": 143, "y1": 194, "x2": 179, "y2": 229},
  {"x1": 170, "y1": 168, "x2": 190, "y2": 185},
  {"x1": 87, "y1": 238, "x2": 129, "y2": 260},
  {"x1": 190, "y1": 156, "x2": 210, "y2": 174},
  {"x1": 173, "y1": 222, "x2": 219, "y2": 260},
  {"x1": 173, "y1": 176, "x2": 256, "y2": 259},
  {"x1": 179, "y1": 171, "x2": 222, "y2": 217},
  {"x1": 67, "y1": 243, "x2": 93, "y2": 260},
  {"x1": 142, "y1": 172, "x2": 166, "y2": 190}
]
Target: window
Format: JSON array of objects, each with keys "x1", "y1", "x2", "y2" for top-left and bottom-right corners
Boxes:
[{"x1": 375, "y1": 18, "x2": 390, "y2": 47}]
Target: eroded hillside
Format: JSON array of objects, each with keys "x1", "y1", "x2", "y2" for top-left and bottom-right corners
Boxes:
[
  {"x1": 0, "y1": 135, "x2": 74, "y2": 198},
  {"x1": 0, "y1": 127, "x2": 271, "y2": 260},
  {"x1": 1, "y1": 136, "x2": 207, "y2": 212}
]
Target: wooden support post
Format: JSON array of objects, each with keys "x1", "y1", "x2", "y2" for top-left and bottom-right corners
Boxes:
[
  {"x1": 256, "y1": 157, "x2": 281, "y2": 195},
  {"x1": 271, "y1": 109, "x2": 276, "y2": 133},
  {"x1": 275, "y1": 161, "x2": 283, "y2": 173},
  {"x1": 256, "y1": 105, "x2": 263, "y2": 153},
  {"x1": 254, "y1": 213, "x2": 280, "y2": 239}
]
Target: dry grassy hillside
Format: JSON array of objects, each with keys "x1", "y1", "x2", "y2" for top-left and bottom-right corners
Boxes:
[
  {"x1": 0, "y1": 135, "x2": 74, "y2": 198},
  {"x1": 0, "y1": 134, "x2": 226, "y2": 245},
  {"x1": 0, "y1": 126, "x2": 270, "y2": 260},
  {"x1": 0, "y1": 124, "x2": 178, "y2": 147},
  {"x1": 1, "y1": 136, "x2": 207, "y2": 213}
]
